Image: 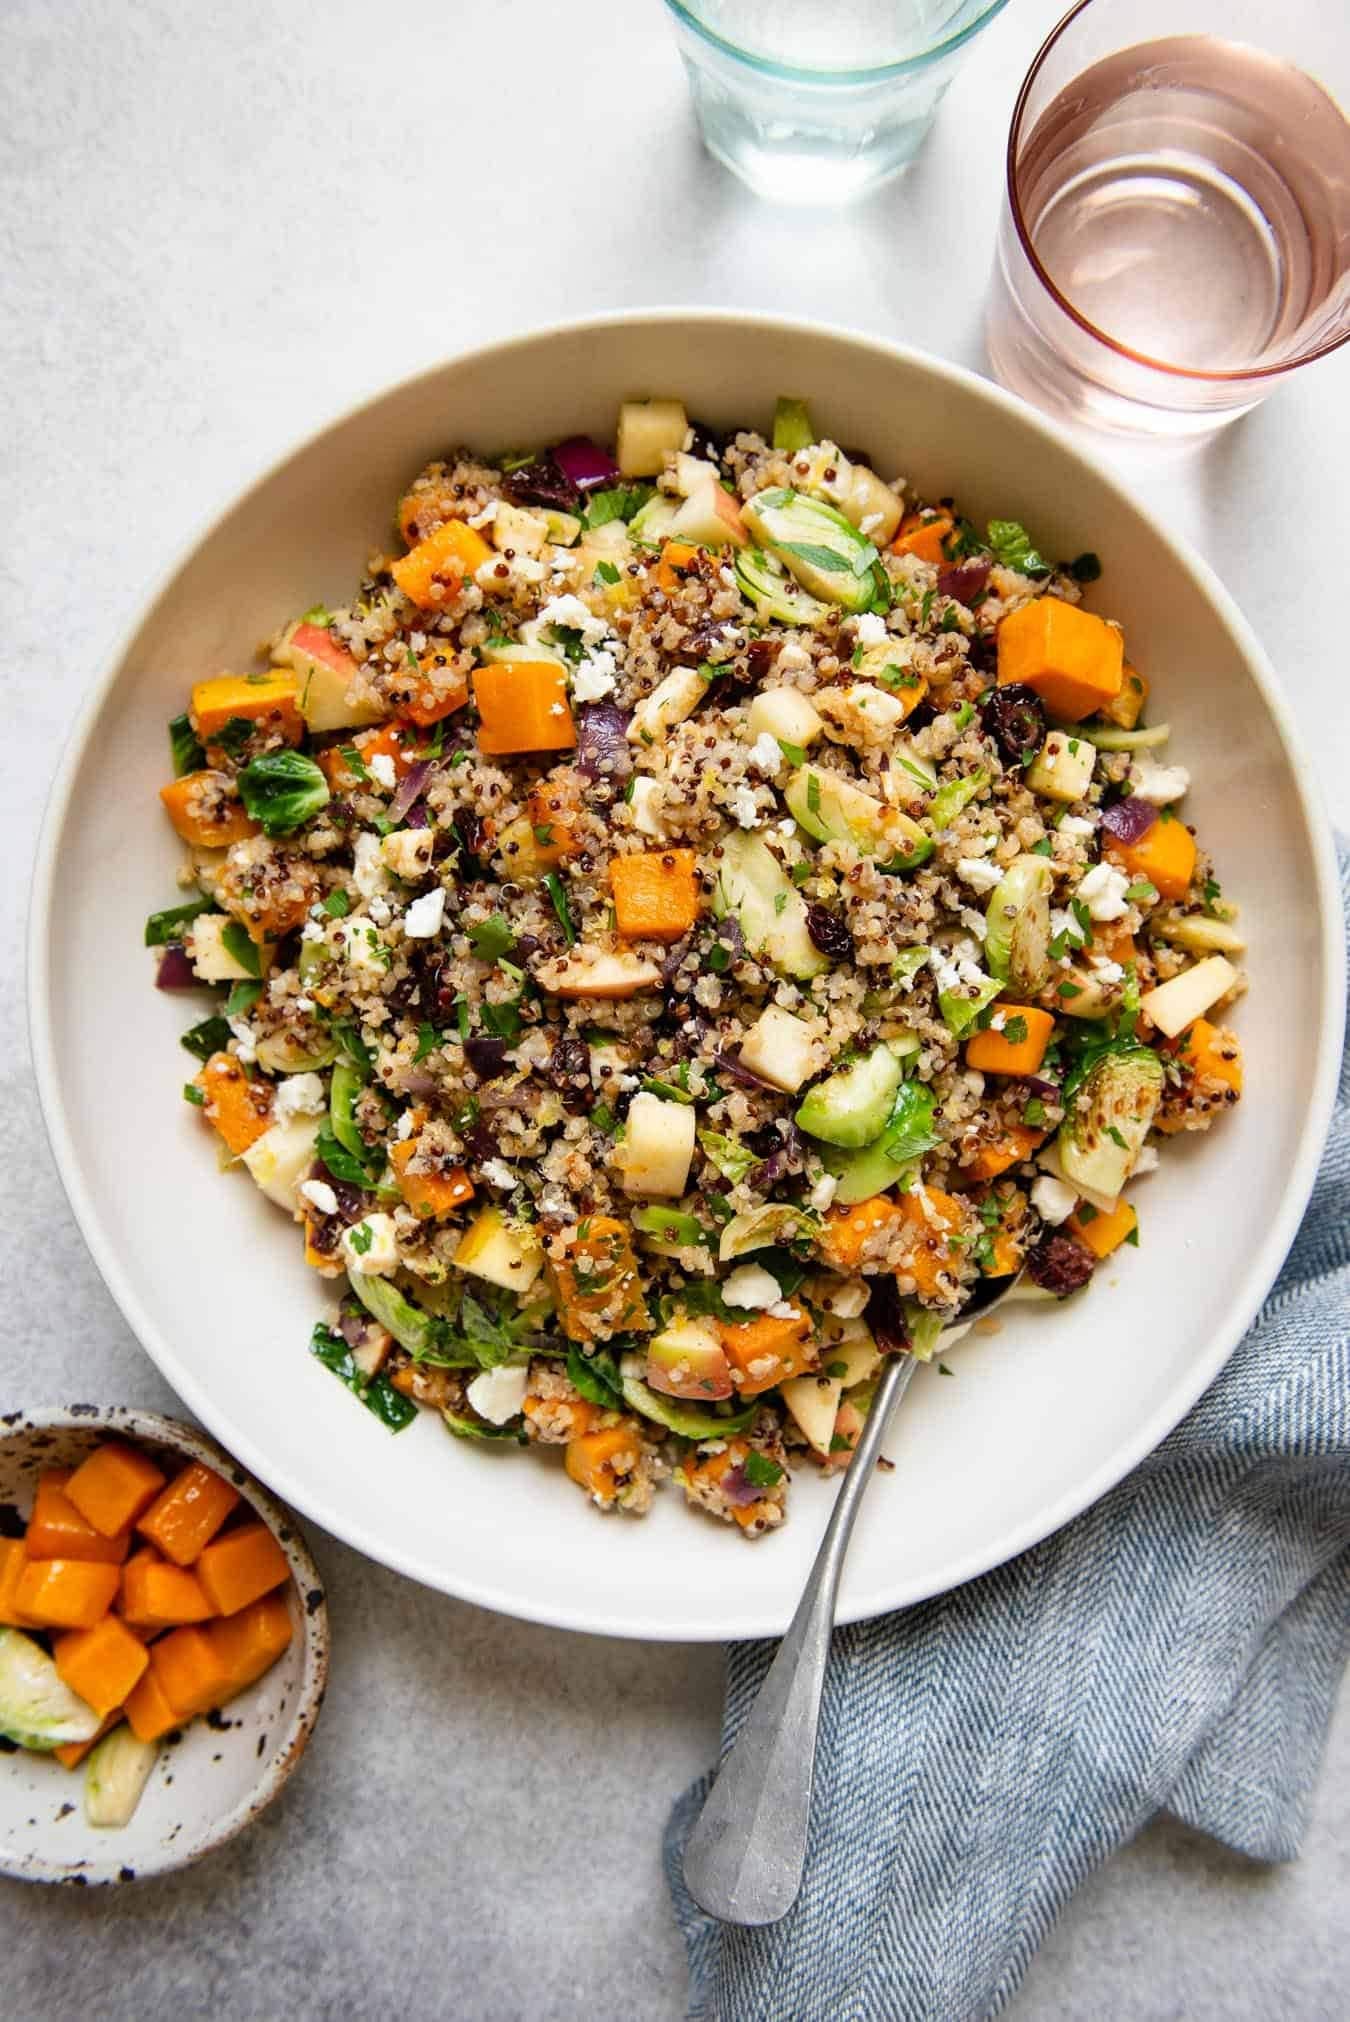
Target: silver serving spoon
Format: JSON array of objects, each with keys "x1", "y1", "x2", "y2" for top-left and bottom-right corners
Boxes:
[{"x1": 682, "y1": 1273, "x2": 1026, "y2": 1927}]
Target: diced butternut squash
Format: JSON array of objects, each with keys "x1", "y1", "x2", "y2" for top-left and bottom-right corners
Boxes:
[
  {"x1": 654, "y1": 540, "x2": 701, "y2": 593},
  {"x1": 965, "y1": 1125, "x2": 1046, "y2": 1183},
  {"x1": 717, "y1": 1310, "x2": 815, "y2": 1397},
  {"x1": 53, "y1": 1712, "x2": 121, "y2": 1770},
  {"x1": 611, "y1": 849, "x2": 701, "y2": 943},
  {"x1": 26, "y1": 1469, "x2": 131, "y2": 1565},
  {"x1": 564, "y1": 1420, "x2": 644, "y2": 1504},
  {"x1": 1093, "y1": 921, "x2": 1138, "y2": 968},
  {"x1": 1068, "y1": 1198, "x2": 1138, "y2": 1259},
  {"x1": 159, "y1": 771, "x2": 258, "y2": 847},
  {"x1": 897, "y1": 1186, "x2": 972, "y2": 1302},
  {"x1": 204, "y1": 1592, "x2": 293, "y2": 1700},
  {"x1": 388, "y1": 1138, "x2": 474, "y2": 1221},
  {"x1": 522, "y1": 1391, "x2": 598, "y2": 1442},
  {"x1": 549, "y1": 1216, "x2": 651, "y2": 1342},
  {"x1": 119, "y1": 1549, "x2": 213, "y2": 1630},
  {"x1": 137, "y1": 1462, "x2": 240, "y2": 1567},
  {"x1": 194, "y1": 1052, "x2": 272, "y2": 1158},
  {"x1": 54, "y1": 1615, "x2": 149, "y2": 1719},
  {"x1": 680, "y1": 1439, "x2": 782, "y2": 1531},
  {"x1": 473, "y1": 662, "x2": 577, "y2": 755},
  {"x1": 315, "y1": 722, "x2": 419, "y2": 792},
  {"x1": 1104, "y1": 810, "x2": 1197, "y2": 903},
  {"x1": 1100, "y1": 663, "x2": 1148, "y2": 731},
  {"x1": 525, "y1": 781, "x2": 580, "y2": 867},
  {"x1": 193, "y1": 1521, "x2": 289, "y2": 1618},
  {"x1": 401, "y1": 653, "x2": 471, "y2": 727},
  {"x1": 391, "y1": 518, "x2": 493, "y2": 608},
  {"x1": 966, "y1": 1005, "x2": 1055, "y2": 1077},
  {"x1": 15, "y1": 1558, "x2": 121, "y2": 1630},
  {"x1": 892, "y1": 511, "x2": 954, "y2": 564},
  {"x1": 124, "y1": 1665, "x2": 181, "y2": 1743},
  {"x1": 822, "y1": 1196, "x2": 899, "y2": 1273},
  {"x1": 997, "y1": 597, "x2": 1125, "y2": 721},
  {"x1": 190, "y1": 672, "x2": 302, "y2": 747},
  {"x1": 66, "y1": 1442, "x2": 167, "y2": 1539},
  {"x1": 145, "y1": 1626, "x2": 233, "y2": 1721},
  {"x1": 984, "y1": 1194, "x2": 1031, "y2": 1279},
  {"x1": 0, "y1": 1539, "x2": 37, "y2": 1627},
  {"x1": 1156, "y1": 1017, "x2": 1243, "y2": 1132}
]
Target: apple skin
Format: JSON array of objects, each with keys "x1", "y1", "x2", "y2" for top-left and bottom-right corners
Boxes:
[
  {"x1": 669, "y1": 481, "x2": 749, "y2": 550},
  {"x1": 287, "y1": 620, "x2": 357, "y2": 678},
  {"x1": 645, "y1": 1326, "x2": 734, "y2": 1402}
]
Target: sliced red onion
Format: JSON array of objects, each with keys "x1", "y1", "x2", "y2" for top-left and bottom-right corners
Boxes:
[
  {"x1": 313, "y1": 1163, "x2": 369, "y2": 1224},
  {"x1": 464, "y1": 1035, "x2": 511, "y2": 1080},
  {"x1": 575, "y1": 703, "x2": 633, "y2": 783},
  {"x1": 716, "y1": 1464, "x2": 765, "y2": 1509},
  {"x1": 714, "y1": 1048, "x2": 776, "y2": 1093},
  {"x1": 402, "y1": 799, "x2": 431, "y2": 830},
  {"x1": 865, "y1": 1276, "x2": 912, "y2": 1357},
  {"x1": 155, "y1": 944, "x2": 198, "y2": 990},
  {"x1": 401, "y1": 1069, "x2": 442, "y2": 1099},
  {"x1": 391, "y1": 760, "x2": 435, "y2": 824},
  {"x1": 552, "y1": 436, "x2": 621, "y2": 493},
  {"x1": 1100, "y1": 796, "x2": 1158, "y2": 847},
  {"x1": 937, "y1": 560, "x2": 991, "y2": 605}
]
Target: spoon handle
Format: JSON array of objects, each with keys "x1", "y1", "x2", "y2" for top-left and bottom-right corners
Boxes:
[{"x1": 681, "y1": 1351, "x2": 918, "y2": 1926}]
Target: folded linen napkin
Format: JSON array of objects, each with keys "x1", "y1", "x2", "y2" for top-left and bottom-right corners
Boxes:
[{"x1": 666, "y1": 849, "x2": 1349, "y2": 2022}]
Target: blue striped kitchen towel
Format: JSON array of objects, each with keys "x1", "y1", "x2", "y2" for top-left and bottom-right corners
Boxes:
[{"x1": 665, "y1": 847, "x2": 1349, "y2": 2022}]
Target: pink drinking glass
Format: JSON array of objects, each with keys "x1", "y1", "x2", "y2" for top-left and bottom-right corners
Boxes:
[{"x1": 985, "y1": 0, "x2": 1350, "y2": 439}]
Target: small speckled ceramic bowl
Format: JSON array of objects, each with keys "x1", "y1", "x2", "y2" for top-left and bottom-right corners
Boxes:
[{"x1": 0, "y1": 1406, "x2": 328, "y2": 1885}]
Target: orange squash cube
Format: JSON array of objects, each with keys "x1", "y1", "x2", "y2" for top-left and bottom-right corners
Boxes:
[
  {"x1": 965, "y1": 1005, "x2": 1055, "y2": 1078},
  {"x1": 194, "y1": 1053, "x2": 272, "y2": 1158},
  {"x1": 717, "y1": 1311, "x2": 815, "y2": 1397},
  {"x1": 119, "y1": 1549, "x2": 214, "y2": 1629},
  {"x1": 206, "y1": 1593, "x2": 293, "y2": 1701},
  {"x1": 53, "y1": 1712, "x2": 122, "y2": 1770},
  {"x1": 146, "y1": 1626, "x2": 233, "y2": 1721},
  {"x1": 611, "y1": 849, "x2": 701, "y2": 943},
  {"x1": 54, "y1": 1615, "x2": 150, "y2": 1719},
  {"x1": 891, "y1": 512, "x2": 954, "y2": 565},
  {"x1": 548, "y1": 1216, "x2": 651, "y2": 1342},
  {"x1": 564, "y1": 1420, "x2": 644, "y2": 1505},
  {"x1": 821, "y1": 1196, "x2": 900, "y2": 1273},
  {"x1": 137, "y1": 1462, "x2": 240, "y2": 1567},
  {"x1": 15, "y1": 1558, "x2": 121, "y2": 1630},
  {"x1": 391, "y1": 518, "x2": 493, "y2": 608},
  {"x1": 159, "y1": 770, "x2": 259, "y2": 848},
  {"x1": 654, "y1": 540, "x2": 701, "y2": 593},
  {"x1": 123, "y1": 1666, "x2": 182, "y2": 1743},
  {"x1": 1104, "y1": 810, "x2": 1197, "y2": 904},
  {"x1": 473, "y1": 662, "x2": 576, "y2": 756},
  {"x1": 897, "y1": 1186, "x2": 973, "y2": 1301},
  {"x1": 193, "y1": 1521, "x2": 289, "y2": 1618},
  {"x1": 997, "y1": 597, "x2": 1125, "y2": 722},
  {"x1": 25, "y1": 1469, "x2": 131, "y2": 1565},
  {"x1": 965, "y1": 1126, "x2": 1046, "y2": 1184},
  {"x1": 1067, "y1": 1198, "x2": 1139, "y2": 1259},
  {"x1": 388, "y1": 1139, "x2": 474, "y2": 1222},
  {"x1": 190, "y1": 672, "x2": 302, "y2": 748},
  {"x1": 0, "y1": 1539, "x2": 38, "y2": 1627},
  {"x1": 65, "y1": 1441, "x2": 167, "y2": 1539}
]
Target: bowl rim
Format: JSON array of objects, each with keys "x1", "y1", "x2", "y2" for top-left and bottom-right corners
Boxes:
[
  {"x1": 26, "y1": 308, "x2": 1346, "y2": 1641},
  {"x1": 0, "y1": 1404, "x2": 329, "y2": 1884}
]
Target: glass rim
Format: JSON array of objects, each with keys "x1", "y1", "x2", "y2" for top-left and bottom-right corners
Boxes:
[
  {"x1": 1006, "y1": 0, "x2": 1350, "y2": 384},
  {"x1": 662, "y1": 0, "x2": 1012, "y2": 87}
]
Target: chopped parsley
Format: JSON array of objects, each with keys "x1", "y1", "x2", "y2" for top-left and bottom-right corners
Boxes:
[
  {"x1": 742, "y1": 1451, "x2": 784, "y2": 1489},
  {"x1": 225, "y1": 980, "x2": 261, "y2": 1017},
  {"x1": 469, "y1": 914, "x2": 514, "y2": 962},
  {"x1": 593, "y1": 560, "x2": 621, "y2": 586},
  {"x1": 1001, "y1": 1015, "x2": 1029, "y2": 1045},
  {"x1": 543, "y1": 872, "x2": 576, "y2": 945},
  {"x1": 322, "y1": 889, "x2": 351, "y2": 918},
  {"x1": 220, "y1": 920, "x2": 262, "y2": 978},
  {"x1": 144, "y1": 896, "x2": 210, "y2": 947},
  {"x1": 309, "y1": 1323, "x2": 416, "y2": 1431}
]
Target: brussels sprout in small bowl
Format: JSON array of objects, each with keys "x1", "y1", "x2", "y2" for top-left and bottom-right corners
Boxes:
[{"x1": 0, "y1": 1406, "x2": 328, "y2": 1885}]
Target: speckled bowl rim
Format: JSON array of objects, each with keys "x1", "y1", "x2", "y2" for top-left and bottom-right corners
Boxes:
[{"x1": 0, "y1": 1405, "x2": 329, "y2": 1885}]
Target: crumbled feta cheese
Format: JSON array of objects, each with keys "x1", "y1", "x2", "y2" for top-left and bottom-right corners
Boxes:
[
  {"x1": 776, "y1": 641, "x2": 811, "y2": 672},
  {"x1": 480, "y1": 1158, "x2": 518, "y2": 1191},
  {"x1": 395, "y1": 1109, "x2": 415, "y2": 1140},
  {"x1": 367, "y1": 752, "x2": 397, "y2": 791},
  {"x1": 532, "y1": 594, "x2": 608, "y2": 645},
  {"x1": 1050, "y1": 906, "x2": 1088, "y2": 947},
  {"x1": 768, "y1": 1301, "x2": 802, "y2": 1321},
  {"x1": 728, "y1": 783, "x2": 762, "y2": 829},
  {"x1": 1031, "y1": 1174, "x2": 1079, "y2": 1225},
  {"x1": 273, "y1": 1072, "x2": 326, "y2": 1125},
  {"x1": 466, "y1": 501, "x2": 498, "y2": 529},
  {"x1": 1132, "y1": 1143, "x2": 1160, "y2": 1176},
  {"x1": 722, "y1": 1263, "x2": 781, "y2": 1310},
  {"x1": 368, "y1": 895, "x2": 392, "y2": 927},
  {"x1": 748, "y1": 731, "x2": 784, "y2": 775},
  {"x1": 1059, "y1": 814, "x2": 1097, "y2": 838},
  {"x1": 342, "y1": 922, "x2": 390, "y2": 977},
  {"x1": 571, "y1": 650, "x2": 618, "y2": 703},
  {"x1": 809, "y1": 1173, "x2": 838, "y2": 1211},
  {"x1": 1090, "y1": 958, "x2": 1124, "y2": 986},
  {"x1": 352, "y1": 831, "x2": 388, "y2": 899},
  {"x1": 403, "y1": 887, "x2": 445, "y2": 938},
  {"x1": 300, "y1": 1179, "x2": 338, "y2": 1217},
  {"x1": 629, "y1": 776, "x2": 665, "y2": 839},
  {"x1": 301, "y1": 919, "x2": 326, "y2": 944},
  {"x1": 294, "y1": 995, "x2": 315, "y2": 1013},
  {"x1": 466, "y1": 1364, "x2": 529, "y2": 1426},
  {"x1": 226, "y1": 1018, "x2": 256, "y2": 1064},
  {"x1": 853, "y1": 611, "x2": 888, "y2": 646},
  {"x1": 858, "y1": 511, "x2": 883, "y2": 538},
  {"x1": 955, "y1": 856, "x2": 1004, "y2": 895},
  {"x1": 1076, "y1": 860, "x2": 1131, "y2": 922},
  {"x1": 340, "y1": 1213, "x2": 399, "y2": 1276},
  {"x1": 1129, "y1": 757, "x2": 1190, "y2": 805}
]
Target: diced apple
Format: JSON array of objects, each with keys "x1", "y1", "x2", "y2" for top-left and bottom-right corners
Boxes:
[
  {"x1": 668, "y1": 481, "x2": 749, "y2": 549},
  {"x1": 1025, "y1": 730, "x2": 1097, "y2": 804},
  {"x1": 825, "y1": 1322, "x2": 881, "y2": 1389},
  {"x1": 491, "y1": 503, "x2": 550, "y2": 557},
  {"x1": 628, "y1": 777, "x2": 666, "y2": 839},
  {"x1": 616, "y1": 399, "x2": 688, "y2": 479},
  {"x1": 1152, "y1": 911, "x2": 1247, "y2": 956},
  {"x1": 619, "y1": 1094, "x2": 696, "y2": 1199},
  {"x1": 277, "y1": 621, "x2": 384, "y2": 734},
  {"x1": 628, "y1": 666, "x2": 708, "y2": 744},
  {"x1": 534, "y1": 946, "x2": 662, "y2": 999},
  {"x1": 241, "y1": 1116, "x2": 322, "y2": 1213},
  {"x1": 452, "y1": 1206, "x2": 544, "y2": 1293},
  {"x1": 841, "y1": 464, "x2": 903, "y2": 546},
  {"x1": 1139, "y1": 956, "x2": 1239, "y2": 1039},
  {"x1": 645, "y1": 1319, "x2": 733, "y2": 1401},
  {"x1": 780, "y1": 1373, "x2": 843, "y2": 1456},
  {"x1": 186, "y1": 912, "x2": 273, "y2": 984},
  {"x1": 746, "y1": 686, "x2": 824, "y2": 750},
  {"x1": 738, "y1": 1006, "x2": 825, "y2": 1095},
  {"x1": 673, "y1": 452, "x2": 720, "y2": 497}
]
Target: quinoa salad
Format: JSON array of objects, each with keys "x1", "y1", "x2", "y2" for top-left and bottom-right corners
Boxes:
[{"x1": 148, "y1": 395, "x2": 1246, "y2": 1537}]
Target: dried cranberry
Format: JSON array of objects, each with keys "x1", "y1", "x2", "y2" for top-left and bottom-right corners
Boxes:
[
  {"x1": 866, "y1": 1276, "x2": 911, "y2": 1356},
  {"x1": 547, "y1": 1034, "x2": 591, "y2": 1089},
  {"x1": 980, "y1": 682, "x2": 1046, "y2": 766},
  {"x1": 454, "y1": 812, "x2": 490, "y2": 864},
  {"x1": 937, "y1": 560, "x2": 991, "y2": 606},
  {"x1": 1025, "y1": 1232, "x2": 1096, "y2": 1297},
  {"x1": 806, "y1": 903, "x2": 853, "y2": 961},
  {"x1": 745, "y1": 637, "x2": 779, "y2": 683},
  {"x1": 502, "y1": 453, "x2": 579, "y2": 514},
  {"x1": 968, "y1": 632, "x2": 999, "y2": 676},
  {"x1": 463, "y1": 1036, "x2": 510, "y2": 1081},
  {"x1": 684, "y1": 419, "x2": 726, "y2": 464}
]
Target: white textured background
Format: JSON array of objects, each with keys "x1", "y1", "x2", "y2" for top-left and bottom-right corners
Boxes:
[{"x1": 2, "y1": 0, "x2": 1346, "y2": 2014}]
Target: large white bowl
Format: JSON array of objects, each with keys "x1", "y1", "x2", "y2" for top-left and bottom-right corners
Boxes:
[{"x1": 30, "y1": 313, "x2": 1343, "y2": 1642}]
